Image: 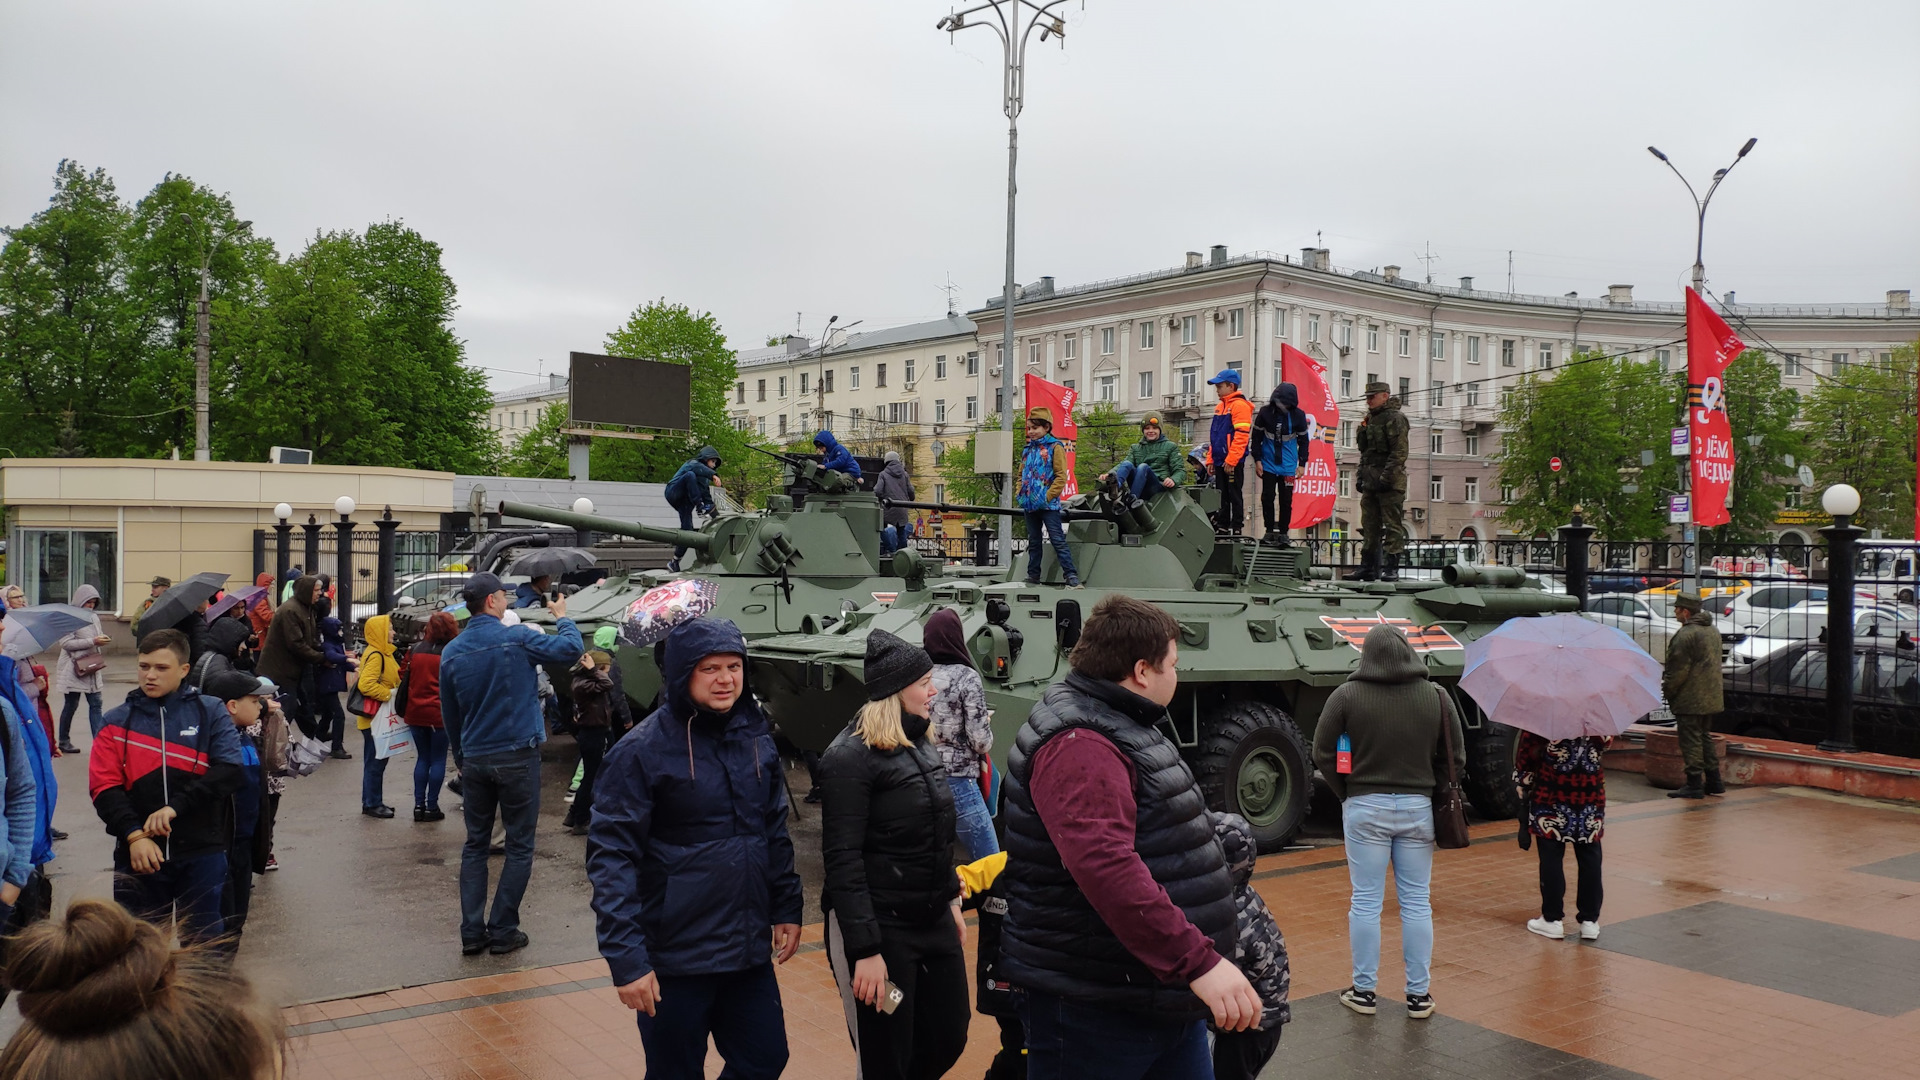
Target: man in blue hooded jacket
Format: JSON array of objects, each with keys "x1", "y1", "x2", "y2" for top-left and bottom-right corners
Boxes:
[
  {"x1": 813, "y1": 429, "x2": 862, "y2": 482},
  {"x1": 588, "y1": 617, "x2": 802, "y2": 1080},
  {"x1": 1251, "y1": 383, "x2": 1313, "y2": 547}
]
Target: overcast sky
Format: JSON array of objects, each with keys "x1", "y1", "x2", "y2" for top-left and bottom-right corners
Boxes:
[{"x1": 5, "y1": 1, "x2": 1916, "y2": 390}]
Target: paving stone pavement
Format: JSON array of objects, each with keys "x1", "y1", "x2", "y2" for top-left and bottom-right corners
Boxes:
[{"x1": 276, "y1": 784, "x2": 1920, "y2": 1080}]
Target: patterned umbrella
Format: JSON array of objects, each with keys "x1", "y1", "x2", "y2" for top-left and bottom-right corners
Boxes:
[
  {"x1": 1459, "y1": 614, "x2": 1664, "y2": 740},
  {"x1": 619, "y1": 579, "x2": 719, "y2": 647}
]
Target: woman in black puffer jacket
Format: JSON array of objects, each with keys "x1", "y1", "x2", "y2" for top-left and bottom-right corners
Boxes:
[{"x1": 820, "y1": 629, "x2": 968, "y2": 1080}]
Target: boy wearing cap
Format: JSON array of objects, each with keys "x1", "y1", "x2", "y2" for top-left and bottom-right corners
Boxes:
[
  {"x1": 1017, "y1": 408, "x2": 1082, "y2": 588},
  {"x1": 204, "y1": 669, "x2": 276, "y2": 951},
  {"x1": 1100, "y1": 416, "x2": 1186, "y2": 504},
  {"x1": 1207, "y1": 370, "x2": 1254, "y2": 535}
]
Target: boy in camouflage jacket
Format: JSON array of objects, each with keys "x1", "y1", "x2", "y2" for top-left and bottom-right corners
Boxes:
[{"x1": 1213, "y1": 812, "x2": 1291, "y2": 1080}]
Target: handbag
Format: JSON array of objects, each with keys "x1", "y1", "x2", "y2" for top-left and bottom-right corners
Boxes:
[
  {"x1": 1431, "y1": 684, "x2": 1471, "y2": 850},
  {"x1": 73, "y1": 651, "x2": 107, "y2": 677},
  {"x1": 346, "y1": 652, "x2": 385, "y2": 718}
]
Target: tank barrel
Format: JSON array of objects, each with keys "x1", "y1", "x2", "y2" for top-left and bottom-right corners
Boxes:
[
  {"x1": 498, "y1": 500, "x2": 712, "y2": 551},
  {"x1": 884, "y1": 498, "x2": 1111, "y2": 523}
]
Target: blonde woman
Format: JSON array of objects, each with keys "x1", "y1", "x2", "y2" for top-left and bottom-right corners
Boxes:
[{"x1": 820, "y1": 630, "x2": 968, "y2": 1080}]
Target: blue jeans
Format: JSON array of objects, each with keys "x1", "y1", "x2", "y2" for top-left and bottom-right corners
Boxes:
[
  {"x1": 411, "y1": 726, "x2": 449, "y2": 811},
  {"x1": 1342, "y1": 792, "x2": 1436, "y2": 995},
  {"x1": 1022, "y1": 510, "x2": 1079, "y2": 585},
  {"x1": 59, "y1": 690, "x2": 103, "y2": 743},
  {"x1": 673, "y1": 504, "x2": 696, "y2": 561},
  {"x1": 947, "y1": 776, "x2": 1000, "y2": 862},
  {"x1": 114, "y1": 848, "x2": 227, "y2": 946},
  {"x1": 362, "y1": 726, "x2": 388, "y2": 809},
  {"x1": 637, "y1": 962, "x2": 788, "y2": 1080},
  {"x1": 1109, "y1": 462, "x2": 1161, "y2": 500},
  {"x1": 1021, "y1": 989, "x2": 1210, "y2": 1080},
  {"x1": 458, "y1": 747, "x2": 542, "y2": 945}
]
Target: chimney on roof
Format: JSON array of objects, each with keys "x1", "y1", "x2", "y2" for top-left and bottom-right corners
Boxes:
[
  {"x1": 1459, "y1": 276, "x2": 1474, "y2": 291},
  {"x1": 549, "y1": 372, "x2": 567, "y2": 391},
  {"x1": 1383, "y1": 265, "x2": 1401, "y2": 283},
  {"x1": 785, "y1": 334, "x2": 810, "y2": 355},
  {"x1": 1725, "y1": 291, "x2": 1736, "y2": 305},
  {"x1": 1022, "y1": 277, "x2": 1055, "y2": 299},
  {"x1": 1301, "y1": 248, "x2": 1330, "y2": 272},
  {"x1": 1607, "y1": 284, "x2": 1633, "y2": 305},
  {"x1": 1889, "y1": 289, "x2": 1911, "y2": 311},
  {"x1": 1185, "y1": 251, "x2": 1204, "y2": 270},
  {"x1": 1210, "y1": 245, "x2": 1228, "y2": 267}
]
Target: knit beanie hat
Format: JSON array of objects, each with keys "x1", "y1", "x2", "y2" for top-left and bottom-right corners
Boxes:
[
  {"x1": 593, "y1": 625, "x2": 617, "y2": 650},
  {"x1": 864, "y1": 629, "x2": 933, "y2": 701}
]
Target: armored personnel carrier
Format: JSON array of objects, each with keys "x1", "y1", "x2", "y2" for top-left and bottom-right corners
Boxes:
[{"x1": 748, "y1": 485, "x2": 1575, "y2": 851}]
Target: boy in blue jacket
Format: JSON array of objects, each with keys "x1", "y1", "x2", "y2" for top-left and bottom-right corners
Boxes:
[
  {"x1": 664, "y1": 446, "x2": 722, "y2": 572},
  {"x1": 206, "y1": 669, "x2": 273, "y2": 954},
  {"x1": 317, "y1": 616, "x2": 356, "y2": 758},
  {"x1": 1250, "y1": 382, "x2": 1313, "y2": 547},
  {"x1": 587, "y1": 617, "x2": 802, "y2": 1080},
  {"x1": 813, "y1": 429, "x2": 862, "y2": 482}
]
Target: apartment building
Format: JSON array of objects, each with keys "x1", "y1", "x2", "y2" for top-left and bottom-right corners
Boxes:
[
  {"x1": 489, "y1": 373, "x2": 570, "y2": 447},
  {"x1": 965, "y1": 247, "x2": 1917, "y2": 545}
]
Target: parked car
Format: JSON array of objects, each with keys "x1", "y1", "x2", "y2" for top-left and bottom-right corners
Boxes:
[
  {"x1": 1589, "y1": 569, "x2": 1679, "y2": 595},
  {"x1": 1721, "y1": 602, "x2": 1914, "y2": 671},
  {"x1": 1718, "y1": 640, "x2": 1920, "y2": 758},
  {"x1": 349, "y1": 571, "x2": 528, "y2": 625},
  {"x1": 1583, "y1": 593, "x2": 1740, "y2": 661}
]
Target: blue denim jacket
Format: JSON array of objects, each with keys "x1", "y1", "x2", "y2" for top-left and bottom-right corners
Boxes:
[
  {"x1": 440, "y1": 614, "x2": 584, "y2": 761},
  {"x1": 0, "y1": 699, "x2": 37, "y2": 887}
]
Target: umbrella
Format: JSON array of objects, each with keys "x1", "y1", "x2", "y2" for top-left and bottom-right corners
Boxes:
[
  {"x1": 509, "y1": 547, "x2": 598, "y2": 580},
  {"x1": 205, "y1": 583, "x2": 267, "y2": 622},
  {"x1": 0, "y1": 605, "x2": 98, "y2": 658},
  {"x1": 139, "y1": 571, "x2": 230, "y2": 633},
  {"x1": 619, "y1": 579, "x2": 719, "y2": 647},
  {"x1": 1459, "y1": 613, "x2": 1664, "y2": 740}
]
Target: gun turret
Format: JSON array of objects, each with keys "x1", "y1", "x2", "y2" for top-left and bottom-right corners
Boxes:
[{"x1": 499, "y1": 501, "x2": 712, "y2": 553}]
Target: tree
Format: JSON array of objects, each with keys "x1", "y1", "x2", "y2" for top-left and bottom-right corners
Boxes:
[
  {"x1": 1495, "y1": 353, "x2": 1672, "y2": 538},
  {"x1": 1709, "y1": 350, "x2": 1807, "y2": 544},
  {"x1": 1804, "y1": 343, "x2": 1919, "y2": 536},
  {"x1": 502, "y1": 400, "x2": 569, "y2": 479},
  {"x1": 1069, "y1": 401, "x2": 1142, "y2": 493}
]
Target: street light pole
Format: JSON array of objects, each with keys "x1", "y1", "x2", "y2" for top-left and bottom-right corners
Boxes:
[
  {"x1": 1646, "y1": 138, "x2": 1756, "y2": 592},
  {"x1": 939, "y1": 0, "x2": 1073, "y2": 567}
]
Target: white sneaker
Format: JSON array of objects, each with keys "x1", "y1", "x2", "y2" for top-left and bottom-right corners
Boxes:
[
  {"x1": 563, "y1": 794, "x2": 576, "y2": 804},
  {"x1": 1578, "y1": 921, "x2": 1600, "y2": 941},
  {"x1": 1527, "y1": 918, "x2": 1565, "y2": 940}
]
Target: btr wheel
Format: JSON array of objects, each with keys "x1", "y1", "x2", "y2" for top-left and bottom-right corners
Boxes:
[{"x1": 1193, "y1": 701, "x2": 1312, "y2": 853}]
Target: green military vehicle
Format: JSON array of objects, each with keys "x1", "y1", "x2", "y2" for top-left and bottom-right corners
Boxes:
[{"x1": 747, "y1": 485, "x2": 1576, "y2": 851}]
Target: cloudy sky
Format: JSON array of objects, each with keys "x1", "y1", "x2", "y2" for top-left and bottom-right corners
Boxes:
[{"x1": 4, "y1": 1, "x2": 1916, "y2": 390}]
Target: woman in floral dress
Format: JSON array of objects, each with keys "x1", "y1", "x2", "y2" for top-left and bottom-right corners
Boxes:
[{"x1": 1515, "y1": 732, "x2": 1608, "y2": 942}]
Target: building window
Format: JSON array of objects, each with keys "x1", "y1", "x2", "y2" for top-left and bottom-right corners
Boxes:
[
  {"x1": 1338, "y1": 468, "x2": 1352, "y2": 498},
  {"x1": 966, "y1": 395, "x2": 978, "y2": 420},
  {"x1": 1340, "y1": 419, "x2": 1354, "y2": 447},
  {"x1": 1308, "y1": 315, "x2": 1320, "y2": 343},
  {"x1": 756, "y1": 380, "x2": 765, "y2": 402},
  {"x1": 1784, "y1": 487, "x2": 1802, "y2": 509},
  {"x1": 1062, "y1": 379, "x2": 1074, "y2": 392},
  {"x1": 935, "y1": 398, "x2": 948, "y2": 423},
  {"x1": 1656, "y1": 349, "x2": 1672, "y2": 373},
  {"x1": 736, "y1": 382, "x2": 745, "y2": 404},
  {"x1": 777, "y1": 414, "x2": 788, "y2": 436},
  {"x1": 1430, "y1": 431, "x2": 1444, "y2": 454},
  {"x1": 1138, "y1": 321, "x2": 1156, "y2": 349},
  {"x1": 1466, "y1": 336, "x2": 1481, "y2": 365},
  {"x1": 1502, "y1": 339, "x2": 1516, "y2": 367},
  {"x1": 1063, "y1": 336, "x2": 1077, "y2": 360},
  {"x1": 850, "y1": 366, "x2": 862, "y2": 389},
  {"x1": 1095, "y1": 327, "x2": 1112, "y2": 356},
  {"x1": 823, "y1": 369, "x2": 835, "y2": 393},
  {"x1": 800, "y1": 372, "x2": 811, "y2": 394},
  {"x1": 1180, "y1": 315, "x2": 1197, "y2": 345},
  {"x1": 882, "y1": 363, "x2": 894, "y2": 387},
  {"x1": 1430, "y1": 332, "x2": 1446, "y2": 361},
  {"x1": 1538, "y1": 343, "x2": 1554, "y2": 369},
  {"x1": 1097, "y1": 374, "x2": 1117, "y2": 402},
  {"x1": 1430, "y1": 475, "x2": 1444, "y2": 501},
  {"x1": 15, "y1": 529, "x2": 117, "y2": 609},
  {"x1": 1432, "y1": 380, "x2": 1446, "y2": 407},
  {"x1": 1500, "y1": 483, "x2": 1515, "y2": 503},
  {"x1": 1340, "y1": 369, "x2": 1353, "y2": 397},
  {"x1": 934, "y1": 355, "x2": 947, "y2": 380},
  {"x1": 757, "y1": 416, "x2": 767, "y2": 436},
  {"x1": 1880, "y1": 351, "x2": 1895, "y2": 370},
  {"x1": 1228, "y1": 308, "x2": 1245, "y2": 338},
  {"x1": 1831, "y1": 352, "x2": 1850, "y2": 374},
  {"x1": 1366, "y1": 324, "x2": 1379, "y2": 353},
  {"x1": 1782, "y1": 353, "x2": 1798, "y2": 377},
  {"x1": 966, "y1": 351, "x2": 979, "y2": 376},
  {"x1": 1464, "y1": 381, "x2": 1480, "y2": 407},
  {"x1": 904, "y1": 358, "x2": 916, "y2": 384},
  {"x1": 1138, "y1": 371, "x2": 1154, "y2": 399},
  {"x1": 1398, "y1": 328, "x2": 1412, "y2": 357},
  {"x1": 1464, "y1": 477, "x2": 1479, "y2": 502},
  {"x1": 1501, "y1": 385, "x2": 1514, "y2": 409},
  {"x1": 1273, "y1": 309, "x2": 1288, "y2": 338},
  {"x1": 1398, "y1": 377, "x2": 1410, "y2": 399},
  {"x1": 1180, "y1": 368, "x2": 1199, "y2": 397},
  {"x1": 1465, "y1": 432, "x2": 1480, "y2": 455}
]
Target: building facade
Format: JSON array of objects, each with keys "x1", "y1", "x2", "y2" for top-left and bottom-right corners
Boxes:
[{"x1": 489, "y1": 374, "x2": 570, "y2": 447}]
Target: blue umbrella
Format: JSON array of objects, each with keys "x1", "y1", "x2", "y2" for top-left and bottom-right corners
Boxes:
[
  {"x1": 1, "y1": 605, "x2": 98, "y2": 658},
  {"x1": 1459, "y1": 613, "x2": 1664, "y2": 740}
]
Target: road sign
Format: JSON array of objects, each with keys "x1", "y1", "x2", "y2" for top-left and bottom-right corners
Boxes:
[
  {"x1": 1669, "y1": 495, "x2": 1691, "y2": 524},
  {"x1": 1671, "y1": 427, "x2": 1690, "y2": 456},
  {"x1": 1549, "y1": 457, "x2": 1563, "y2": 472}
]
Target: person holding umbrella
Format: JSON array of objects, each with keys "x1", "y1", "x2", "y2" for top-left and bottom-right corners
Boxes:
[{"x1": 1516, "y1": 731, "x2": 1608, "y2": 941}]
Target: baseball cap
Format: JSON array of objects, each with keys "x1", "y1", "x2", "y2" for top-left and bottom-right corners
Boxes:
[
  {"x1": 462, "y1": 571, "x2": 507, "y2": 609},
  {"x1": 204, "y1": 670, "x2": 267, "y2": 702},
  {"x1": 1206, "y1": 368, "x2": 1241, "y2": 386}
]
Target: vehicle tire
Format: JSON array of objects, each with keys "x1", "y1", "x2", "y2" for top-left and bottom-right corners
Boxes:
[
  {"x1": 1193, "y1": 701, "x2": 1311, "y2": 853},
  {"x1": 1462, "y1": 719, "x2": 1523, "y2": 820}
]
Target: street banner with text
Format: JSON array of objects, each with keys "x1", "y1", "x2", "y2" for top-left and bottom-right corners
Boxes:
[
  {"x1": 1024, "y1": 373, "x2": 1078, "y2": 500},
  {"x1": 1280, "y1": 344, "x2": 1339, "y2": 529},
  {"x1": 1686, "y1": 287, "x2": 1743, "y2": 528}
]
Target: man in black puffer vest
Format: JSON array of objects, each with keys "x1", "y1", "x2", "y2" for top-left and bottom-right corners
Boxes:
[{"x1": 1000, "y1": 595, "x2": 1261, "y2": 1080}]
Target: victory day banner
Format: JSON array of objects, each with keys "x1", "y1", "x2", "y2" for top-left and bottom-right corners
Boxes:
[
  {"x1": 1685, "y1": 287, "x2": 1743, "y2": 528},
  {"x1": 1024, "y1": 373, "x2": 1079, "y2": 500},
  {"x1": 1280, "y1": 344, "x2": 1339, "y2": 529}
]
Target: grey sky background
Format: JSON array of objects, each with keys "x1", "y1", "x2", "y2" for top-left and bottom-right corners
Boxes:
[{"x1": 4, "y1": 0, "x2": 1916, "y2": 390}]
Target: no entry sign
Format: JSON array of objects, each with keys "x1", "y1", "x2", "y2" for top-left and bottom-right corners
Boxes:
[{"x1": 1549, "y1": 457, "x2": 1563, "y2": 472}]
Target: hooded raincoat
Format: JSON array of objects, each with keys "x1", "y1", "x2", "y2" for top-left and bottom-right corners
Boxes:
[
  {"x1": 586, "y1": 618, "x2": 802, "y2": 983},
  {"x1": 873, "y1": 457, "x2": 916, "y2": 527},
  {"x1": 355, "y1": 614, "x2": 402, "y2": 731},
  {"x1": 813, "y1": 430, "x2": 862, "y2": 480},
  {"x1": 1252, "y1": 384, "x2": 1312, "y2": 478},
  {"x1": 1310, "y1": 626, "x2": 1464, "y2": 801},
  {"x1": 665, "y1": 447, "x2": 721, "y2": 513},
  {"x1": 52, "y1": 585, "x2": 107, "y2": 697}
]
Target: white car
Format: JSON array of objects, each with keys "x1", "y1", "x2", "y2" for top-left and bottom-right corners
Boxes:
[
  {"x1": 1709, "y1": 583, "x2": 1867, "y2": 635},
  {"x1": 349, "y1": 572, "x2": 521, "y2": 625},
  {"x1": 1582, "y1": 593, "x2": 1730, "y2": 661},
  {"x1": 1722, "y1": 602, "x2": 1914, "y2": 671}
]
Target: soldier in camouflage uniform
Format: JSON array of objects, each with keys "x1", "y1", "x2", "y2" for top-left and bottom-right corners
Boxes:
[
  {"x1": 1212, "y1": 813, "x2": 1291, "y2": 1080},
  {"x1": 1351, "y1": 381, "x2": 1409, "y2": 581},
  {"x1": 1662, "y1": 590, "x2": 1726, "y2": 800}
]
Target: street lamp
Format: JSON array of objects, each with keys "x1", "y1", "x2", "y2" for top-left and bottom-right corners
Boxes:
[
  {"x1": 1646, "y1": 138, "x2": 1756, "y2": 296},
  {"x1": 273, "y1": 503, "x2": 294, "y2": 584},
  {"x1": 572, "y1": 497, "x2": 595, "y2": 546},
  {"x1": 939, "y1": 0, "x2": 1076, "y2": 566},
  {"x1": 1818, "y1": 483, "x2": 1863, "y2": 754},
  {"x1": 192, "y1": 218, "x2": 253, "y2": 461}
]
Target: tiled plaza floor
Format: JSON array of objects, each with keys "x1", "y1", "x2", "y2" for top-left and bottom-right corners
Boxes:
[{"x1": 284, "y1": 785, "x2": 1920, "y2": 1079}]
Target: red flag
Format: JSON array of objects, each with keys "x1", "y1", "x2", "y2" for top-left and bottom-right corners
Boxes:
[
  {"x1": 1279, "y1": 344, "x2": 1339, "y2": 529},
  {"x1": 1023, "y1": 373, "x2": 1079, "y2": 499},
  {"x1": 1686, "y1": 288, "x2": 1743, "y2": 528}
]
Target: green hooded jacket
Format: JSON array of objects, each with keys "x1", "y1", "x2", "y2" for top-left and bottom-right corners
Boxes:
[{"x1": 1123, "y1": 432, "x2": 1186, "y2": 486}]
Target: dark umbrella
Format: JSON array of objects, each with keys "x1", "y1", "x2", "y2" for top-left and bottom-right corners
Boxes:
[
  {"x1": 205, "y1": 583, "x2": 267, "y2": 622},
  {"x1": 509, "y1": 547, "x2": 598, "y2": 579},
  {"x1": 140, "y1": 571, "x2": 230, "y2": 632}
]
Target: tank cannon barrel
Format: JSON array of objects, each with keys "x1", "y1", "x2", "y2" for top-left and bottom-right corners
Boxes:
[
  {"x1": 883, "y1": 499, "x2": 1111, "y2": 522},
  {"x1": 498, "y1": 500, "x2": 713, "y2": 552}
]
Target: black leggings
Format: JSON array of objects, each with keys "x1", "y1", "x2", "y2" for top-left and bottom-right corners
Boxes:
[
  {"x1": 1260, "y1": 474, "x2": 1294, "y2": 536},
  {"x1": 564, "y1": 727, "x2": 608, "y2": 826},
  {"x1": 1537, "y1": 836, "x2": 1603, "y2": 924},
  {"x1": 828, "y1": 911, "x2": 970, "y2": 1080}
]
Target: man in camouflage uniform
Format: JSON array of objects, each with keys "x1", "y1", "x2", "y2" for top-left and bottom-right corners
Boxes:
[
  {"x1": 1662, "y1": 590, "x2": 1725, "y2": 799},
  {"x1": 1350, "y1": 381, "x2": 1409, "y2": 581}
]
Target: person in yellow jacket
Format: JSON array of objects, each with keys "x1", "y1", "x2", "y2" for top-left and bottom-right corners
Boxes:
[{"x1": 357, "y1": 615, "x2": 403, "y2": 818}]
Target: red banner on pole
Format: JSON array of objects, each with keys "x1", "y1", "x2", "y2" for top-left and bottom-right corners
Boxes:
[
  {"x1": 1023, "y1": 373, "x2": 1078, "y2": 500},
  {"x1": 1686, "y1": 287, "x2": 1743, "y2": 528},
  {"x1": 1279, "y1": 344, "x2": 1338, "y2": 529}
]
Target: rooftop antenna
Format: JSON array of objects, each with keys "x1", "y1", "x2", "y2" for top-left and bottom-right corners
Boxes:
[
  {"x1": 1507, "y1": 250, "x2": 1514, "y2": 293},
  {"x1": 795, "y1": 311, "x2": 802, "y2": 333},
  {"x1": 940, "y1": 273, "x2": 961, "y2": 317},
  {"x1": 1418, "y1": 241, "x2": 1439, "y2": 285}
]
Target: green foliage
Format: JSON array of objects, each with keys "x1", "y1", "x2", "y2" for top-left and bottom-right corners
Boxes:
[
  {"x1": 1709, "y1": 350, "x2": 1807, "y2": 543},
  {"x1": 1069, "y1": 401, "x2": 1147, "y2": 492},
  {"x1": 502, "y1": 400, "x2": 570, "y2": 479},
  {"x1": 1496, "y1": 353, "x2": 1672, "y2": 538},
  {"x1": 1804, "y1": 343, "x2": 1919, "y2": 536}
]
